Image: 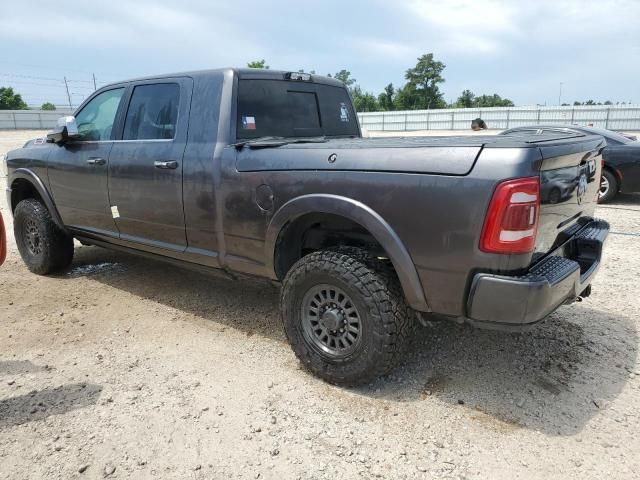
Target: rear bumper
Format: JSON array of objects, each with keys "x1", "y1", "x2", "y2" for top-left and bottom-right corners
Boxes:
[{"x1": 466, "y1": 219, "x2": 609, "y2": 331}]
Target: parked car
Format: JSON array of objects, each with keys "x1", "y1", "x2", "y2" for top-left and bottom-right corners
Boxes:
[
  {"x1": 4, "y1": 68, "x2": 609, "y2": 385},
  {"x1": 540, "y1": 170, "x2": 579, "y2": 205},
  {"x1": 500, "y1": 125, "x2": 640, "y2": 203},
  {"x1": 619, "y1": 132, "x2": 638, "y2": 141}
]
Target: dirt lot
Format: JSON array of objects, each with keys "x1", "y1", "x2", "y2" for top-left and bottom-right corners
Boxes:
[{"x1": 1, "y1": 130, "x2": 639, "y2": 480}]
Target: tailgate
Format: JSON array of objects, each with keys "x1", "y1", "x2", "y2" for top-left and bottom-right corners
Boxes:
[{"x1": 534, "y1": 135, "x2": 606, "y2": 260}]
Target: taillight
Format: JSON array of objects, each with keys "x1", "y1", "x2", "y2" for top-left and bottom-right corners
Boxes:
[{"x1": 480, "y1": 177, "x2": 540, "y2": 254}]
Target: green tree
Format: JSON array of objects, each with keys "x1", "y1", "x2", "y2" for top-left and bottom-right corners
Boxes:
[
  {"x1": 247, "y1": 59, "x2": 269, "y2": 69},
  {"x1": 377, "y1": 83, "x2": 395, "y2": 111},
  {"x1": 455, "y1": 89, "x2": 475, "y2": 108},
  {"x1": 351, "y1": 85, "x2": 379, "y2": 112},
  {"x1": 41, "y1": 102, "x2": 56, "y2": 111},
  {"x1": 393, "y1": 84, "x2": 416, "y2": 110},
  {"x1": 0, "y1": 87, "x2": 28, "y2": 110},
  {"x1": 604, "y1": 100, "x2": 613, "y2": 105},
  {"x1": 331, "y1": 70, "x2": 357, "y2": 92},
  {"x1": 397, "y1": 53, "x2": 446, "y2": 110},
  {"x1": 474, "y1": 93, "x2": 514, "y2": 107}
]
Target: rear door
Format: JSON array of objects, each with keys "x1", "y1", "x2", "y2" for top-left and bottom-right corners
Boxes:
[{"x1": 108, "y1": 78, "x2": 193, "y2": 252}]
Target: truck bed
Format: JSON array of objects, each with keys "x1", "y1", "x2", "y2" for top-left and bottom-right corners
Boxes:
[{"x1": 236, "y1": 132, "x2": 602, "y2": 176}]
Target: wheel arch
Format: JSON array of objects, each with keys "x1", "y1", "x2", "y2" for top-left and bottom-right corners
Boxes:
[
  {"x1": 265, "y1": 194, "x2": 429, "y2": 311},
  {"x1": 9, "y1": 168, "x2": 66, "y2": 231}
]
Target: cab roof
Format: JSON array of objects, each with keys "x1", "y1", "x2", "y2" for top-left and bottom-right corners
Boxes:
[{"x1": 101, "y1": 68, "x2": 345, "y2": 89}]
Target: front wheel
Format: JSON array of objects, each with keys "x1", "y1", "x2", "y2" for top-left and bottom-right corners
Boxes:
[
  {"x1": 14, "y1": 199, "x2": 74, "y2": 275},
  {"x1": 599, "y1": 169, "x2": 618, "y2": 204},
  {"x1": 281, "y1": 248, "x2": 411, "y2": 386}
]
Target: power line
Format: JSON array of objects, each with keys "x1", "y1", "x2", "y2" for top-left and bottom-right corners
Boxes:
[
  {"x1": 0, "y1": 72, "x2": 64, "y2": 83},
  {"x1": 0, "y1": 80, "x2": 74, "y2": 88},
  {"x1": 0, "y1": 59, "x2": 121, "y2": 79}
]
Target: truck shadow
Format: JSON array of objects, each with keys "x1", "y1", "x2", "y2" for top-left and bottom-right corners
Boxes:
[
  {"x1": 0, "y1": 360, "x2": 48, "y2": 376},
  {"x1": 65, "y1": 246, "x2": 283, "y2": 340},
  {"x1": 0, "y1": 383, "x2": 102, "y2": 429},
  {"x1": 66, "y1": 246, "x2": 636, "y2": 436},
  {"x1": 365, "y1": 307, "x2": 637, "y2": 436}
]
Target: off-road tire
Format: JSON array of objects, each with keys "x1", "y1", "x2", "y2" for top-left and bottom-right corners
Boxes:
[
  {"x1": 14, "y1": 199, "x2": 74, "y2": 275},
  {"x1": 281, "y1": 248, "x2": 413, "y2": 386}
]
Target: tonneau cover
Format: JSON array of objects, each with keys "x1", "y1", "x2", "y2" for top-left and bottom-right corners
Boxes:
[{"x1": 236, "y1": 133, "x2": 603, "y2": 176}]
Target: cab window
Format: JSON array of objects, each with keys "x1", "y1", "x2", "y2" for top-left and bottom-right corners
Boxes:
[
  {"x1": 75, "y1": 88, "x2": 125, "y2": 141},
  {"x1": 123, "y1": 83, "x2": 180, "y2": 140}
]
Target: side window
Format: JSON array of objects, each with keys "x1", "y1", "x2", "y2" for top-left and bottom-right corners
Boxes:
[
  {"x1": 75, "y1": 88, "x2": 125, "y2": 141},
  {"x1": 123, "y1": 83, "x2": 180, "y2": 140}
]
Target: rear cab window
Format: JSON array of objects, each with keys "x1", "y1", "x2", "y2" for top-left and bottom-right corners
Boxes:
[
  {"x1": 123, "y1": 83, "x2": 180, "y2": 140},
  {"x1": 236, "y1": 79, "x2": 359, "y2": 139}
]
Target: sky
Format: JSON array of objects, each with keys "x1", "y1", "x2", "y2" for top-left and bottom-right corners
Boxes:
[{"x1": 1, "y1": 0, "x2": 639, "y2": 108}]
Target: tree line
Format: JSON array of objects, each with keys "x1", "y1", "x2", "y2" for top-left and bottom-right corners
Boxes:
[
  {"x1": 0, "y1": 56, "x2": 630, "y2": 111},
  {"x1": 0, "y1": 87, "x2": 55, "y2": 110},
  {"x1": 248, "y1": 54, "x2": 514, "y2": 111}
]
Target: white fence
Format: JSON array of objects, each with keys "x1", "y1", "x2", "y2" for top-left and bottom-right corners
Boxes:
[
  {"x1": 358, "y1": 105, "x2": 640, "y2": 132},
  {"x1": 0, "y1": 109, "x2": 74, "y2": 130},
  {"x1": 3, "y1": 105, "x2": 640, "y2": 132}
]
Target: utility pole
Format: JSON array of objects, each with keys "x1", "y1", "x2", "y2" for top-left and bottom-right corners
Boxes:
[
  {"x1": 63, "y1": 76, "x2": 72, "y2": 109},
  {"x1": 92, "y1": 73, "x2": 97, "y2": 91},
  {"x1": 558, "y1": 82, "x2": 563, "y2": 106}
]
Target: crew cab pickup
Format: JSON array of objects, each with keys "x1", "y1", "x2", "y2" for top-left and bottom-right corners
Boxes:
[{"x1": 3, "y1": 68, "x2": 609, "y2": 385}]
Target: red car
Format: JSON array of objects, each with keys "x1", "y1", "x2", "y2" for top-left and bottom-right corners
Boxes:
[{"x1": 0, "y1": 212, "x2": 6, "y2": 266}]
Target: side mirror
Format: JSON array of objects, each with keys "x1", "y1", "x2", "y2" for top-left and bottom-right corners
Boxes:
[{"x1": 47, "y1": 116, "x2": 80, "y2": 145}]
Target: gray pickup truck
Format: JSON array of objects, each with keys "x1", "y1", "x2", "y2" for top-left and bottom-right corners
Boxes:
[{"x1": 3, "y1": 68, "x2": 609, "y2": 385}]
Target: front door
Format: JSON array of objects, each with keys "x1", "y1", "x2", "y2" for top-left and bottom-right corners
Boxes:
[
  {"x1": 108, "y1": 79, "x2": 192, "y2": 252},
  {"x1": 48, "y1": 87, "x2": 126, "y2": 238}
]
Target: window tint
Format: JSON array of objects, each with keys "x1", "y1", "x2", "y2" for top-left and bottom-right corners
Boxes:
[
  {"x1": 75, "y1": 88, "x2": 124, "y2": 141},
  {"x1": 237, "y1": 80, "x2": 359, "y2": 139},
  {"x1": 287, "y1": 91, "x2": 321, "y2": 130},
  {"x1": 123, "y1": 83, "x2": 180, "y2": 140}
]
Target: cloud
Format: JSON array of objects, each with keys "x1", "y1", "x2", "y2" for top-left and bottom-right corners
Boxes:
[{"x1": 0, "y1": 0, "x2": 638, "y2": 106}]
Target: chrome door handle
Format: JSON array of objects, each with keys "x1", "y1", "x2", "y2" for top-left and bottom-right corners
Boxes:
[
  {"x1": 154, "y1": 161, "x2": 178, "y2": 169},
  {"x1": 86, "y1": 157, "x2": 106, "y2": 166}
]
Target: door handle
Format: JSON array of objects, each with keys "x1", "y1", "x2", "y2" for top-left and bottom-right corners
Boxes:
[
  {"x1": 86, "y1": 157, "x2": 106, "y2": 166},
  {"x1": 154, "y1": 161, "x2": 178, "y2": 170}
]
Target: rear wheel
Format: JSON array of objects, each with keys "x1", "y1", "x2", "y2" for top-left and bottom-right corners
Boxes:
[
  {"x1": 281, "y1": 248, "x2": 412, "y2": 386},
  {"x1": 14, "y1": 199, "x2": 74, "y2": 275},
  {"x1": 599, "y1": 169, "x2": 618, "y2": 204}
]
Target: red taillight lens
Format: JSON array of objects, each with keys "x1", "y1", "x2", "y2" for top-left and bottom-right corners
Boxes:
[{"x1": 480, "y1": 177, "x2": 540, "y2": 254}]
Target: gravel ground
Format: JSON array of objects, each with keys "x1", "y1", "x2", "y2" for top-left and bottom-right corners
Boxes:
[{"x1": 1, "y1": 130, "x2": 639, "y2": 480}]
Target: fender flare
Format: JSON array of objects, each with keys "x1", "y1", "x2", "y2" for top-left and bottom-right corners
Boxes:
[
  {"x1": 9, "y1": 168, "x2": 66, "y2": 231},
  {"x1": 264, "y1": 194, "x2": 429, "y2": 311}
]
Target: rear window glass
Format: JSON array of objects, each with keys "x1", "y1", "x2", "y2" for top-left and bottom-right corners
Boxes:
[
  {"x1": 237, "y1": 79, "x2": 359, "y2": 139},
  {"x1": 123, "y1": 83, "x2": 180, "y2": 140}
]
